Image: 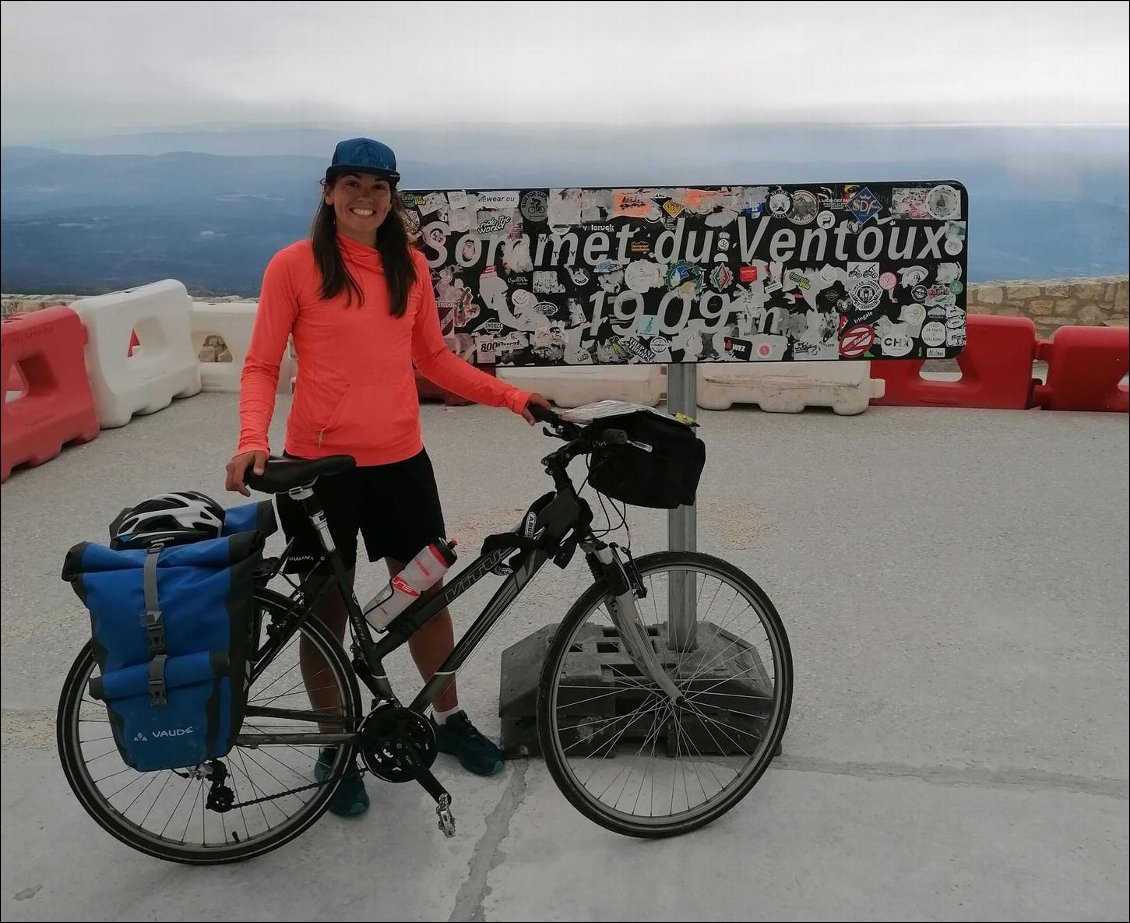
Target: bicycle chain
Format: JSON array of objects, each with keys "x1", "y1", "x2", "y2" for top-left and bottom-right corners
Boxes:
[{"x1": 212, "y1": 766, "x2": 370, "y2": 812}]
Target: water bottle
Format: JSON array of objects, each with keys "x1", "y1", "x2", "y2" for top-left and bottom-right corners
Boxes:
[{"x1": 366, "y1": 538, "x2": 458, "y2": 631}]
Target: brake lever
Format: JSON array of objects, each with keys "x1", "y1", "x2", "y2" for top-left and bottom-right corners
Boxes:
[{"x1": 542, "y1": 420, "x2": 582, "y2": 442}]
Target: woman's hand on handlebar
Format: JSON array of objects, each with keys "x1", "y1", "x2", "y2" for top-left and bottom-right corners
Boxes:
[
  {"x1": 522, "y1": 393, "x2": 554, "y2": 425},
  {"x1": 225, "y1": 450, "x2": 268, "y2": 497},
  {"x1": 525, "y1": 399, "x2": 586, "y2": 443}
]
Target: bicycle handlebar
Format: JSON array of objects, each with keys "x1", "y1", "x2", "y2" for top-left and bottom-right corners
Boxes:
[
  {"x1": 529, "y1": 403, "x2": 563, "y2": 426},
  {"x1": 530, "y1": 403, "x2": 583, "y2": 442},
  {"x1": 530, "y1": 404, "x2": 632, "y2": 464}
]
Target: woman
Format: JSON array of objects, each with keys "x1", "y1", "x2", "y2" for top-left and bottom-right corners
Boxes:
[{"x1": 225, "y1": 137, "x2": 549, "y2": 817}]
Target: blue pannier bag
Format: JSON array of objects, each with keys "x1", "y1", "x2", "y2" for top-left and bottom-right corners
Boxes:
[{"x1": 61, "y1": 498, "x2": 277, "y2": 772}]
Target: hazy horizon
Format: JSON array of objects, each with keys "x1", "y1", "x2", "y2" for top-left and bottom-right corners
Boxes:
[
  {"x1": 3, "y1": 120, "x2": 1127, "y2": 295},
  {"x1": 6, "y1": 117, "x2": 1129, "y2": 150}
]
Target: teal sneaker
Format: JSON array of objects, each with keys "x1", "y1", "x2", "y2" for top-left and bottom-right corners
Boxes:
[
  {"x1": 433, "y1": 711, "x2": 504, "y2": 776},
  {"x1": 314, "y1": 747, "x2": 370, "y2": 817}
]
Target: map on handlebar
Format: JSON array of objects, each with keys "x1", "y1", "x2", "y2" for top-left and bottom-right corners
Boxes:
[{"x1": 559, "y1": 400, "x2": 671, "y2": 424}]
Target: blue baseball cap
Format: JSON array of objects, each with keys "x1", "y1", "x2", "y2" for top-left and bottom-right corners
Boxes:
[{"x1": 325, "y1": 137, "x2": 400, "y2": 182}]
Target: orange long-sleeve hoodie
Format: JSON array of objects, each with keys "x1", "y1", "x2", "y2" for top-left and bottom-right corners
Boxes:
[{"x1": 237, "y1": 235, "x2": 532, "y2": 466}]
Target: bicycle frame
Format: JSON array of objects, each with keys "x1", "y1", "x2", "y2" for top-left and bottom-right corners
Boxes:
[
  {"x1": 366, "y1": 537, "x2": 554, "y2": 713},
  {"x1": 268, "y1": 455, "x2": 595, "y2": 718},
  {"x1": 246, "y1": 409, "x2": 685, "y2": 761}
]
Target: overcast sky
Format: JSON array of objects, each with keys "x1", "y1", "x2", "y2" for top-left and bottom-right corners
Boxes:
[{"x1": 2, "y1": 0, "x2": 1127, "y2": 142}]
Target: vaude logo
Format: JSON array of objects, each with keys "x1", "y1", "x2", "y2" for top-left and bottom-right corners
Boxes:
[
  {"x1": 152, "y1": 727, "x2": 195, "y2": 738},
  {"x1": 136, "y1": 727, "x2": 195, "y2": 742}
]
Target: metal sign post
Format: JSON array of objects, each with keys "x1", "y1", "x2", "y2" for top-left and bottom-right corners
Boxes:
[{"x1": 666, "y1": 363, "x2": 698, "y2": 652}]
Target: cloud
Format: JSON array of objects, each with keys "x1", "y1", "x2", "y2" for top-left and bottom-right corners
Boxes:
[{"x1": 2, "y1": 0, "x2": 1127, "y2": 142}]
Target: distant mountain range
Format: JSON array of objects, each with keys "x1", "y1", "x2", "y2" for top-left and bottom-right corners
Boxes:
[{"x1": 2, "y1": 123, "x2": 1126, "y2": 295}]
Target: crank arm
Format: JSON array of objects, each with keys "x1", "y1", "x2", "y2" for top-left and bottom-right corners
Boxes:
[{"x1": 415, "y1": 767, "x2": 456, "y2": 837}]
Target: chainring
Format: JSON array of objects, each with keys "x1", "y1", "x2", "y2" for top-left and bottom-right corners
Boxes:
[{"x1": 359, "y1": 704, "x2": 438, "y2": 782}]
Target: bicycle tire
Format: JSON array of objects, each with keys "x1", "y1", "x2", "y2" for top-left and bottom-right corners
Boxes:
[
  {"x1": 57, "y1": 588, "x2": 363, "y2": 864},
  {"x1": 537, "y1": 551, "x2": 792, "y2": 838}
]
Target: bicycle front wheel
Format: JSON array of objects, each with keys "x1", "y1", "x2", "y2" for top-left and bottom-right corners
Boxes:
[
  {"x1": 57, "y1": 589, "x2": 363, "y2": 864},
  {"x1": 537, "y1": 551, "x2": 792, "y2": 838}
]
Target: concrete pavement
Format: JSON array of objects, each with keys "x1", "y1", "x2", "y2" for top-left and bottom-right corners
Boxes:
[{"x1": 2, "y1": 393, "x2": 1127, "y2": 921}]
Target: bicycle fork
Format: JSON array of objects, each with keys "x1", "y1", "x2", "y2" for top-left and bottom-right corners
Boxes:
[{"x1": 588, "y1": 543, "x2": 683, "y2": 706}]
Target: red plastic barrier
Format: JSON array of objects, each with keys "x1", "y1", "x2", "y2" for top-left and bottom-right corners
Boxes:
[
  {"x1": 871, "y1": 315, "x2": 1037, "y2": 409},
  {"x1": 1031, "y1": 326, "x2": 1129, "y2": 412},
  {"x1": 415, "y1": 362, "x2": 497, "y2": 407},
  {"x1": 1, "y1": 307, "x2": 100, "y2": 482},
  {"x1": 416, "y1": 372, "x2": 470, "y2": 406},
  {"x1": 6, "y1": 361, "x2": 27, "y2": 395}
]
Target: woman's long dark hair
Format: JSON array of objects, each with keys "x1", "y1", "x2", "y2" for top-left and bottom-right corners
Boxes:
[{"x1": 309, "y1": 179, "x2": 417, "y2": 317}]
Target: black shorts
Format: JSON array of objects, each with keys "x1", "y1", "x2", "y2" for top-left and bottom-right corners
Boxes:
[{"x1": 276, "y1": 449, "x2": 446, "y2": 574}]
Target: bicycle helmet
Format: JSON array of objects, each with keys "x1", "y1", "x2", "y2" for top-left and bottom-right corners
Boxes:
[{"x1": 109, "y1": 490, "x2": 225, "y2": 549}]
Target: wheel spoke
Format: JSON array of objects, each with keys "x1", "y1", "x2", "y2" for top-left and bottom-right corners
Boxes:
[
  {"x1": 58, "y1": 592, "x2": 363, "y2": 863},
  {"x1": 543, "y1": 553, "x2": 791, "y2": 836}
]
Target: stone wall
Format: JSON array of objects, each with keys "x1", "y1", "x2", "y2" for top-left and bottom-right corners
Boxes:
[
  {"x1": 1, "y1": 294, "x2": 77, "y2": 317},
  {"x1": 968, "y1": 277, "x2": 1128, "y2": 337},
  {"x1": 1, "y1": 292, "x2": 254, "y2": 318}
]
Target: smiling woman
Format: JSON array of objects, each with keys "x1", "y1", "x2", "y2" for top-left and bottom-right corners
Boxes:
[
  {"x1": 309, "y1": 138, "x2": 410, "y2": 317},
  {"x1": 223, "y1": 136, "x2": 549, "y2": 817},
  {"x1": 327, "y1": 174, "x2": 392, "y2": 240}
]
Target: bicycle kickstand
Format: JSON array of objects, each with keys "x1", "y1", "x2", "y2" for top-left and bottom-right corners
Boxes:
[{"x1": 416, "y1": 768, "x2": 456, "y2": 837}]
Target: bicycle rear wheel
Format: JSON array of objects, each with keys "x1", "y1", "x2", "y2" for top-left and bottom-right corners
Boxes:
[
  {"x1": 57, "y1": 589, "x2": 363, "y2": 864},
  {"x1": 537, "y1": 551, "x2": 792, "y2": 838}
]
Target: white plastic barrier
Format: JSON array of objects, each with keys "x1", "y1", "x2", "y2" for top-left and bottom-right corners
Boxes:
[
  {"x1": 70, "y1": 280, "x2": 202, "y2": 428},
  {"x1": 190, "y1": 302, "x2": 296, "y2": 394},
  {"x1": 696, "y1": 361, "x2": 885, "y2": 415},
  {"x1": 497, "y1": 365, "x2": 664, "y2": 408}
]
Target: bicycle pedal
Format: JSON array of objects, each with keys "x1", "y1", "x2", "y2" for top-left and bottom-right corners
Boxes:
[{"x1": 436, "y1": 805, "x2": 456, "y2": 837}]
